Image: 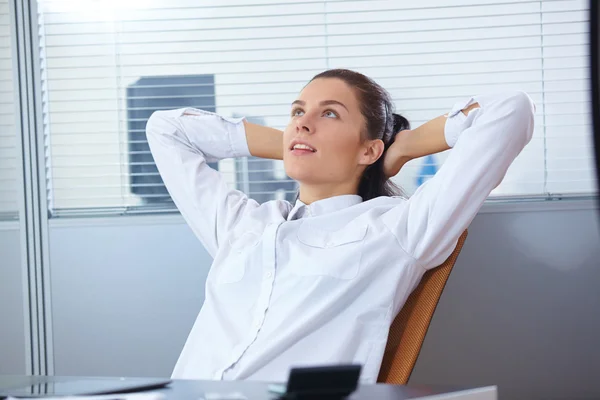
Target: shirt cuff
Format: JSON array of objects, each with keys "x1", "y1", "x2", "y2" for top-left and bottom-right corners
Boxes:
[
  {"x1": 227, "y1": 116, "x2": 252, "y2": 158},
  {"x1": 179, "y1": 107, "x2": 251, "y2": 159},
  {"x1": 444, "y1": 96, "x2": 478, "y2": 148}
]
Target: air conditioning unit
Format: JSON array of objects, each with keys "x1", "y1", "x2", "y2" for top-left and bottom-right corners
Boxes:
[{"x1": 126, "y1": 75, "x2": 216, "y2": 205}]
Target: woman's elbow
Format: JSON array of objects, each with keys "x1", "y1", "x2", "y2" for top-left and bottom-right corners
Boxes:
[
  {"x1": 504, "y1": 91, "x2": 536, "y2": 145},
  {"x1": 510, "y1": 90, "x2": 537, "y2": 116},
  {"x1": 145, "y1": 110, "x2": 168, "y2": 140}
]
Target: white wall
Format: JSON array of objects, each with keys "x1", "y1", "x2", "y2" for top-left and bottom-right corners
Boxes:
[
  {"x1": 48, "y1": 215, "x2": 210, "y2": 377},
  {"x1": 0, "y1": 222, "x2": 27, "y2": 375},
  {"x1": 411, "y1": 201, "x2": 600, "y2": 399}
]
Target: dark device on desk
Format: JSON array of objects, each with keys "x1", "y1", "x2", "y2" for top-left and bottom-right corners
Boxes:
[
  {"x1": 591, "y1": 0, "x2": 600, "y2": 207},
  {"x1": 0, "y1": 376, "x2": 171, "y2": 398},
  {"x1": 270, "y1": 365, "x2": 361, "y2": 400}
]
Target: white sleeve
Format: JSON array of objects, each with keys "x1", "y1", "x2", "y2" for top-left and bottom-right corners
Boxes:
[
  {"x1": 145, "y1": 108, "x2": 257, "y2": 258},
  {"x1": 382, "y1": 91, "x2": 536, "y2": 269}
]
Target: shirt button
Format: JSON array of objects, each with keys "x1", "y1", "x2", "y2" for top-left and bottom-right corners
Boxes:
[
  {"x1": 254, "y1": 321, "x2": 261, "y2": 330},
  {"x1": 266, "y1": 272, "x2": 273, "y2": 279}
]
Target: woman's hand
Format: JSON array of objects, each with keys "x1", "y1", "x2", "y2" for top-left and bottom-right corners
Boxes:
[
  {"x1": 383, "y1": 130, "x2": 413, "y2": 178},
  {"x1": 383, "y1": 116, "x2": 450, "y2": 179}
]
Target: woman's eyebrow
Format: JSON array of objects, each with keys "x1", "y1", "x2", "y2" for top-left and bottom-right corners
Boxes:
[
  {"x1": 291, "y1": 99, "x2": 348, "y2": 112},
  {"x1": 320, "y1": 100, "x2": 348, "y2": 111}
]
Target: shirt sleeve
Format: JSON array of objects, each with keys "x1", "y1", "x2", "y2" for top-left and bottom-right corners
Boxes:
[
  {"x1": 382, "y1": 91, "x2": 536, "y2": 269},
  {"x1": 145, "y1": 108, "x2": 257, "y2": 258}
]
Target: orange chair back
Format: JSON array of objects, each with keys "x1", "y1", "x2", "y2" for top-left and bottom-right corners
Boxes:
[{"x1": 377, "y1": 230, "x2": 468, "y2": 384}]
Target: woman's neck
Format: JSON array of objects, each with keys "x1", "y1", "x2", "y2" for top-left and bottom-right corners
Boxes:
[{"x1": 297, "y1": 181, "x2": 359, "y2": 205}]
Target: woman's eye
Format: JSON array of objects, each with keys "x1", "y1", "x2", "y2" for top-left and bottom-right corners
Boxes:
[
  {"x1": 323, "y1": 110, "x2": 337, "y2": 118},
  {"x1": 292, "y1": 108, "x2": 304, "y2": 117}
]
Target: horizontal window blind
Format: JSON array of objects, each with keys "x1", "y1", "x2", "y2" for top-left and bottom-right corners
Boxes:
[
  {"x1": 0, "y1": 0, "x2": 19, "y2": 220},
  {"x1": 541, "y1": 0, "x2": 593, "y2": 194},
  {"x1": 37, "y1": 0, "x2": 595, "y2": 217}
]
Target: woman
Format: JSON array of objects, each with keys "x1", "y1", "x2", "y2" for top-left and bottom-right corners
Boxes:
[{"x1": 146, "y1": 69, "x2": 535, "y2": 383}]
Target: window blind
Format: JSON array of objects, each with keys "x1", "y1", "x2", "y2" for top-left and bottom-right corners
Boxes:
[
  {"x1": 36, "y1": 0, "x2": 594, "y2": 217},
  {"x1": 0, "y1": 0, "x2": 19, "y2": 219},
  {"x1": 541, "y1": 0, "x2": 593, "y2": 194}
]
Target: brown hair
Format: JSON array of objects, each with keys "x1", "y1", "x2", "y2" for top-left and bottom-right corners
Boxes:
[{"x1": 310, "y1": 69, "x2": 410, "y2": 200}]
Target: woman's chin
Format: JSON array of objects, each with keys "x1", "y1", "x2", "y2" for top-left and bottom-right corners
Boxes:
[
  {"x1": 287, "y1": 172, "x2": 312, "y2": 183},
  {"x1": 285, "y1": 163, "x2": 313, "y2": 181},
  {"x1": 285, "y1": 161, "x2": 338, "y2": 185},
  {"x1": 286, "y1": 170, "x2": 320, "y2": 185}
]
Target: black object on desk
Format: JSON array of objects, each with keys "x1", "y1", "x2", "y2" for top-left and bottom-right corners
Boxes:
[{"x1": 269, "y1": 365, "x2": 361, "y2": 400}]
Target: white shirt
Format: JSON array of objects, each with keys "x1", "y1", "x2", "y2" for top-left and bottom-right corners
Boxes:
[{"x1": 145, "y1": 91, "x2": 535, "y2": 384}]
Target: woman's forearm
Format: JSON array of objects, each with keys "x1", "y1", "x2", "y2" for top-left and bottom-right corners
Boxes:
[
  {"x1": 399, "y1": 115, "x2": 450, "y2": 160},
  {"x1": 384, "y1": 103, "x2": 480, "y2": 177},
  {"x1": 244, "y1": 121, "x2": 284, "y2": 160},
  {"x1": 397, "y1": 103, "x2": 481, "y2": 160},
  {"x1": 390, "y1": 103, "x2": 479, "y2": 162}
]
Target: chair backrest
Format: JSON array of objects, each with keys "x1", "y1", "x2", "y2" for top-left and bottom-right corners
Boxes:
[{"x1": 377, "y1": 230, "x2": 468, "y2": 385}]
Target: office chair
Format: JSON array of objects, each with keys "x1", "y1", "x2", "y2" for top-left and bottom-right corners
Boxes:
[{"x1": 377, "y1": 230, "x2": 468, "y2": 384}]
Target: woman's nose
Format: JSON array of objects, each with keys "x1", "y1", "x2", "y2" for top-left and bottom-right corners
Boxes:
[{"x1": 296, "y1": 115, "x2": 313, "y2": 133}]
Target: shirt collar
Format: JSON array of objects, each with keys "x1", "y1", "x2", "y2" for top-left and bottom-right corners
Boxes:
[{"x1": 287, "y1": 194, "x2": 363, "y2": 221}]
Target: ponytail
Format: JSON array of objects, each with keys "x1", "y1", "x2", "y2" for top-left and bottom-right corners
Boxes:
[{"x1": 357, "y1": 113, "x2": 410, "y2": 200}]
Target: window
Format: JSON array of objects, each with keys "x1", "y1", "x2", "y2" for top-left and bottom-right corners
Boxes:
[
  {"x1": 37, "y1": 0, "x2": 593, "y2": 217},
  {"x1": 0, "y1": 0, "x2": 18, "y2": 220}
]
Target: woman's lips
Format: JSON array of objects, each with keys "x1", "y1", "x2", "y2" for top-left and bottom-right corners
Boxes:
[{"x1": 291, "y1": 149, "x2": 316, "y2": 156}]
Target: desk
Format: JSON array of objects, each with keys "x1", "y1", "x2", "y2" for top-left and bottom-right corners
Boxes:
[
  {"x1": 163, "y1": 379, "x2": 495, "y2": 399},
  {"x1": 0, "y1": 376, "x2": 497, "y2": 400}
]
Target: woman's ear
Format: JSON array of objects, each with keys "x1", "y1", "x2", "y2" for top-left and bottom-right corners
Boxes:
[{"x1": 359, "y1": 139, "x2": 385, "y2": 166}]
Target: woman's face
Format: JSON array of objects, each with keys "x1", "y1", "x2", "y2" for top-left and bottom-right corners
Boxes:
[{"x1": 283, "y1": 78, "x2": 378, "y2": 189}]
